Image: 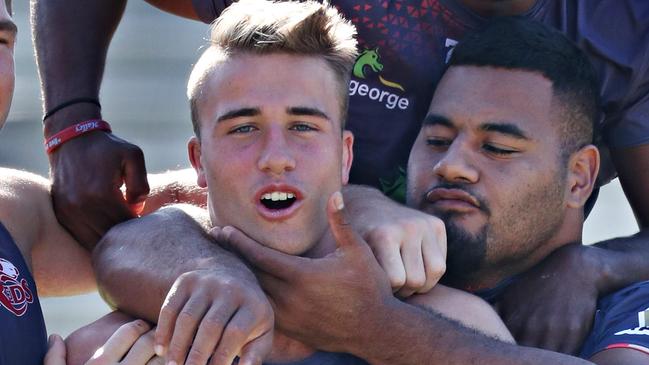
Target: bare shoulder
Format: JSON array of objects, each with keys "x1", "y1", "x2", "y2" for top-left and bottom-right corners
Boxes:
[
  {"x1": 407, "y1": 285, "x2": 514, "y2": 343},
  {"x1": 0, "y1": 168, "x2": 50, "y2": 257}
]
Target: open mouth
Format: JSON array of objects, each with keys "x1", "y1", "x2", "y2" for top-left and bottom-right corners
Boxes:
[{"x1": 260, "y1": 191, "x2": 297, "y2": 210}]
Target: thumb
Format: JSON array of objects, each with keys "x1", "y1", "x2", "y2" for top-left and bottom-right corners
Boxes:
[
  {"x1": 327, "y1": 191, "x2": 365, "y2": 249},
  {"x1": 43, "y1": 334, "x2": 67, "y2": 365},
  {"x1": 122, "y1": 148, "x2": 150, "y2": 204}
]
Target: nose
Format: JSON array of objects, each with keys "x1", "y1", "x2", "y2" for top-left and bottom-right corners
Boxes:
[
  {"x1": 257, "y1": 127, "x2": 296, "y2": 175},
  {"x1": 432, "y1": 140, "x2": 479, "y2": 184}
]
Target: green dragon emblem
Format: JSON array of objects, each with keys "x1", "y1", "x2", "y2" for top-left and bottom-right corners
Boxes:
[{"x1": 353, "y1": 48, "x2": 405, "y2": 91}]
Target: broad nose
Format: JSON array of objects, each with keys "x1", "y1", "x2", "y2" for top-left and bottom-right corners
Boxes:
[
  {"x1": 257, "y1": 127, "x2": 296, "y2": 175},
  {"x1": 432, "y1": 140, "x2": 479, "y2": 184}
]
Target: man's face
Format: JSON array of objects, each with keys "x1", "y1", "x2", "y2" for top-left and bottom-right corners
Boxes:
[
  {"x1": 407, "y1": 66, "x2": 569, "y2": 287},
  {"x1": 189, "y1": 53, "x2": 353, "y2": 255},
  {"x1": 0, "y1": 1, "x2": 15, "y2": 129}
]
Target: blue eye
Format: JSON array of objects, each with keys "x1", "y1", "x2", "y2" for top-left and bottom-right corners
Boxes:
[
  {"x1": 290, "y1": 123, "x2": 317, "y2": 132},
  {"x1": 229, "y1": 125, "x2": 257, "y2": 134}
]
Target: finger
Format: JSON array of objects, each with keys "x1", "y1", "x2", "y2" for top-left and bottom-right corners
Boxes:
[
  {"x1": 121, "y1": 329, "x2": 157, "y2": 364},
  {"x1": 154, "y1": 285, "x2": 190, "y2": 357},
  {"x1": 166, "y1": 295, "x2": 213, "y2": 365},
  {"x1": 238, "y1": 330, "x2": 274, "y2": 365},
  {"x1": 371, "y1": 242, "x2": 406, "y2": 292},
  {"x1": 326, "y1": 191, "x2": 365, "y2": 249},
  {"x1": 419, "y1": 231, "x2": 446, "y2": 293},
  {"x1": 122, "y1": 146, "x2": 150, "y2": 204},
  {"x1": 43, "y1": 334, "x2": 66, "y2": 365},
  {"x1": 91, "y1": 320, "x2": 152, "y2": 361},
  {"x1": 209, "y1": 308, "x2": 259, "y2": 365},
  {"x1": 183, "y1": 299, "x2": 239, "y2": 365},
  {"x1": 212, "y1": 226, "x2": 304, "y2": 280},
  {"x1": 396, "y1": 238, "x2": 426, "y2": 298}
]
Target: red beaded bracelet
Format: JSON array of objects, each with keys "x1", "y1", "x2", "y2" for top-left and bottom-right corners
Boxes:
[{"x1": 45, "y1": 119, "x2": 112, "y2": 154}]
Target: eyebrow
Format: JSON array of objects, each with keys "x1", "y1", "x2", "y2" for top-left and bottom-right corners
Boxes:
[
  {"x1": 216, "y1": 108, "x2": 261, "y2": 123},
  {"x1": 422, "y1": 114, "x2": 454, "y2": 128},
  {"x1": 216, "y1": 106, "x2": 330, "y2": 123},
  {"x1": 424, "y1": 114, "x2": 531, "y2": 140},
  {"x1": 480, "y1": 122, "x2": 530, "y2": 140},
  {"x1": 0, "y1": 20, "x2": 17, "y2": 35},
  {"x1": 287, "y1": 106, "x2": 330, "y2": 120}
]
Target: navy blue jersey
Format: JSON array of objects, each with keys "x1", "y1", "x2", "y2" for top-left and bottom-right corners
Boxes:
[
  {"x1": 0, "y1": 222, "x2": 47, "y2": 365},
  {"x1": 580, "y1": 281, "x2": 649, "y2": 358},
  {"x1": 263, "y1": 351, "x2": 368, "y2": 365},
  {"x1": 192, "y1": 0, "x2": 649, "y2": 202}
]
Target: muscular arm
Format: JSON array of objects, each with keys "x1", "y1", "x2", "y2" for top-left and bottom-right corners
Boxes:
[
  {"x1": 357, "y1": 298, "x2": 593, "y2": 365},
  {"x1": 596, "y1": 144, "x2": 649, "y2": 290},
  {"x1": 92, "y1": 204, "x2": 249, "y2": 322},
  {"x1": 31, "y1": 0, "x2": 125, "y2": 134}
]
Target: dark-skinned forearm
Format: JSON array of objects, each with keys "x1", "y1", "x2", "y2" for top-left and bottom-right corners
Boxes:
[
  {"x1": 589, "y1": 229, "x2": 649, "y2": 295},
  {"x1": 353, "y1": 297, "x2": 593, "y2": 365},
  {"x1": 31, "y1": 0, "x2": 125, "y2": 135},
  {"x1": 92, "y1": 205, "x2": 250, "y2": 322}
]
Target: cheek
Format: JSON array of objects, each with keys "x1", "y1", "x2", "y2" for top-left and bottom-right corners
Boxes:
[
  {"x1": 407, "y1": 143, "x2": 436, "y2": 203},
  {"x1": 0, "y1": 53, "x2": 14, "y2": 124}
]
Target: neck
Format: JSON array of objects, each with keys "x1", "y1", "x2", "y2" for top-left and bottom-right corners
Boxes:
[
  {"x1": 450, "y1": 208, "x2": 584, "y2": 292},
  {"x1": 457, "y1": 0, "x2": 537, "y2": 17},
  {"x1": 265, "y1": 231, "x2": 338, "y2": 362}
]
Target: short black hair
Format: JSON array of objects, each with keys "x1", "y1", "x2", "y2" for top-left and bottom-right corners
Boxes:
[{"x1": 448, "y1": 17, "x2": 600, "y2": 156}]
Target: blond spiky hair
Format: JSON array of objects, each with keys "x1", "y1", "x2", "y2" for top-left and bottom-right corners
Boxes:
[{"x1": 188, "y1": 0, "x2": 358, "y2": 136}]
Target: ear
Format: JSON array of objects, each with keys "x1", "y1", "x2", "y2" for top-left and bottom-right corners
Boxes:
[
  {"x1": 566, "y1": 144, "x2": 600, "y2": 209},
  {"x1": 188, "y1": 136, "x2": 208, "y2": 188},
  {"x1": 341, "y1": 130, "x2": 354, "y2": 185}
]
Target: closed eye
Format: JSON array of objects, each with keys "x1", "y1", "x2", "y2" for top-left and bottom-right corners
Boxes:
[
  {"x1": 426, "y1": 138, "x2": 452, "y2": 149},
  {"x1": 482, "y1": 143, "x2": 518, "y2": 156}
]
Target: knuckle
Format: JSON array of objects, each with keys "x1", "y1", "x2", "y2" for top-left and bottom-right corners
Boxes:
[
  {"x1": 406, "y1": 273, "x2": 426, "y2": 289},
  {"x1": 369, "y1": 226, "x2": 400, "y2": 243},
  {"x1": 202, "y1": 315, "x2": 227, "y2": 331},
  {"x1": 211, "y1": 349, "x2": 233, "y2": 365},
  {"x1": 177, "y1": 309, "x2": 200, "y2": 324},
  {"x1": 390, "y1": 274, "x2": 406, "y2": 288},
  {"x1": 121, "y1": 321, "x2": 146, "y2": 339},
  {"x1": 168, "y1": 341, "x2": 189, "y2": 359},
  {"x1": 185, "y1": 347, "x2": 210, "y2": 365}
]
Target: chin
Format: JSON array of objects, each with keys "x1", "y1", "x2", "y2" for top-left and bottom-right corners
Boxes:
[{"x1": 259, "y1": 236, "x2": 312, "y2": 256}]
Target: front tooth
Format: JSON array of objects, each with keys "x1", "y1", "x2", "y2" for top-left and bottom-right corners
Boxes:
[
  {"x1": 279, "y1": 192, "x2": 287, "y2": 200},
  {"x1": 287, "y1": 192, "x2": 295, "y2": 199},
  {"x1": 262, "y1": 193, "x2": 272, "y2": 200},
  {"x1": 271, "y1": 192, "x2": 280, "y2": 201}
]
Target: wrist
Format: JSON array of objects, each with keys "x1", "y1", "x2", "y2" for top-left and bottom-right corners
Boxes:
[
  {"x1": 43, "y1": 102, "x2": 102, "y2": 137},
  {"x1": 347, "y1": 295, "x2": 406, "y2": 359},
  {"x1": 45, "y1": 120, "x2": 112, "y2": 154}
]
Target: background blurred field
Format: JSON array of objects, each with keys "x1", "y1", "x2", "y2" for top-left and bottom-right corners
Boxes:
[{"x1": 0, "y1": 1, "x2": 640, "y2": 337}]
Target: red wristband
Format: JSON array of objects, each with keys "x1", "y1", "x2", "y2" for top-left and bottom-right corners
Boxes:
[{"x1": 45, "y1": 119, "x2": 112, "y2": 154}]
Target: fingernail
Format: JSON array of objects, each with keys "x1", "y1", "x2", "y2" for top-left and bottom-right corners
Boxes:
[
  {"x1": 167, "y1": 360, "x2": 177, "y2": 365},
  {"x1": 154, "y1": 344, "x2": 165, "y2": 357},
  {"x1": 333, "y1": 191, "x2": 344, "y2": 210}
]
